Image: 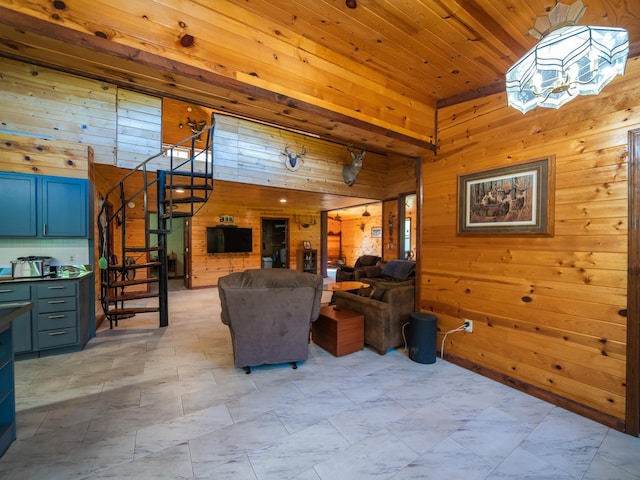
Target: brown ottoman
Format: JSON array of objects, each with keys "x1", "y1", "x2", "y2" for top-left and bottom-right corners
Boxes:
[{"x1": 312, "y1": 305, "x2": 364, "y2": 356}]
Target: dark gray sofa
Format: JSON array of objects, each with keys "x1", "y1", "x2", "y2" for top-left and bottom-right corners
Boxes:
[{"x1": 333, "y1": 279, "x2": 415, "y2": 355}]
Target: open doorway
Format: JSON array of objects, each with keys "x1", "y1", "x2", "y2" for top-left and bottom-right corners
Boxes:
[
  {"x1": 149, "y1": 214, "x2": 187, "y2": 290},
  {"x1": 261, "y1": 218, "x2": 289, "y2": 269}
]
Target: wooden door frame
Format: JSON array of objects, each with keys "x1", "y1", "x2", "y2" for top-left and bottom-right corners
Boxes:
[{"x1": 627, "y1": 128, "x2": 640, "y2": 436}]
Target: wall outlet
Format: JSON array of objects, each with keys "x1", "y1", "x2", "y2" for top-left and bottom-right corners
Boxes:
[
  {"x1": 463, "y1": 320, "x2": 473, "y2": 332},
  {"x1": 69, "y1": 255, "x2": 74, "y2": 262}
]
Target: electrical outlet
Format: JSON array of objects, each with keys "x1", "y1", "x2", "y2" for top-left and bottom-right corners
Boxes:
[
  {"x1": 69, "y1": 255, "x2": 74, "y2": 262},
  {"x1": 463, "y1": 320, "x2": 473, "y2": 332}
]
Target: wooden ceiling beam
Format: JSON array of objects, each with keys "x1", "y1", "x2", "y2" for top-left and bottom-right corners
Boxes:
[{"x1": 0, "y1": 6, "x2": 435, "y2": 157}]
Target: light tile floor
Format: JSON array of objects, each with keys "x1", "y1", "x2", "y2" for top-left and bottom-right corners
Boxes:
[{"x1": 1, "y1": 283, "x2": 639, "y2": 479}]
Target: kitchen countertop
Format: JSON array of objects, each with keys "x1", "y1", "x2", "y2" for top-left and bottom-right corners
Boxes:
[
  {"x1": 0, "y1": 266, "x2": 93, "y2": 283},
  {"x1": 0, "y1": 301, "x2": 33, "y2": 331}
]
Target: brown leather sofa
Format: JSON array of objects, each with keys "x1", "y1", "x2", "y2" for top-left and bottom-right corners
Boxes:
[
  {"x1": 218, "y1": 269, "x2": 323, "y2": 372},
  {"x1": 333, "y1": 279, "x2": 415, "y2": 355},
  {"x1": 335, "y1": 254, "x2": 381, "y2": 282}
]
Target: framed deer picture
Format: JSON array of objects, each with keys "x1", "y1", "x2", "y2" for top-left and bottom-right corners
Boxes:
[{"x1": 457, "y1": 156, "x2": 555, "y2": 235}]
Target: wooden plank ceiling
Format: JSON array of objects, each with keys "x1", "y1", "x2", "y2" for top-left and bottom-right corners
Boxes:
[
  {"x1": 1, "y1": 0, "x2": 638, "y2": 156},
  {"x1": 1, "y1": 0, "x2": 639, "y2": 210}
]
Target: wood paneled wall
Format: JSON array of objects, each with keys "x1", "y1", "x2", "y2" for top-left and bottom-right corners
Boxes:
[
  {"x1": 422, "y1": 56, "x2": 640, "y2": 427},
  {"x1": 339, "y1": 213, "x2": 383, "y2": 267},
  {"x1": 0, "y1": 57, "x2": 117, "y2": 164},
  {"x1": 189, "y1": 202, "x2": 321, "y2": 287},
  {"x1": 382, "y1": 199, "x2": 399, "y2": 261},
  {"x1": 327, "y1": 216, "x2": 342, "y2": 263},
  {"x1": 213, "y1": 114, "x2": 398, "y2": 198},
  {"x1": 116, "y1": 90, "x2": 162, "y2": 169},
  {"x1": 0, "y1": 133, "x2": 92, "y2": 179}
]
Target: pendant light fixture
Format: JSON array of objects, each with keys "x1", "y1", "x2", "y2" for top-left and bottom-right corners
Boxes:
[
  {"x1": 506, "y1": 0, "x2": 628, "y2": 114},
  {"x1": 362, "y1": 206, "x2": 371, "y2": 217}
]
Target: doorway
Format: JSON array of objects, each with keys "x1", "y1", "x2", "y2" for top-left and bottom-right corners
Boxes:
[
  {"x1": 149, "y1": 214, "x2": 187, "y2": 289},
  {"x1": 261, "y1": 219, "x2": 289, "y2": 268}
]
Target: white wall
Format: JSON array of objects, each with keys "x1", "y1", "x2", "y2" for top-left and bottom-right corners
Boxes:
[{"x1": 0, "y1": 238, "x2": 91, "y2": 270}]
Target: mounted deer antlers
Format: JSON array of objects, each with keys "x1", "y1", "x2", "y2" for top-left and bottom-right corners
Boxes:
[
  {"x1": 295, "y1": 215, "x2": 317, "y2": 229},
  {"x1": 342, "y1": 145, "x2": 366, "y2": 186},
  {"x1": 186, "y1": 117, "x2": 207, "y2": 142},
  {"x1": 283, "y1": 145, "x2": 306, "y2": 171}
]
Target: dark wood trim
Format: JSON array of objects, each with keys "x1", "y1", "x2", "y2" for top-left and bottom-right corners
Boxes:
[
  {"x1": 627, "y1": 128, "x2": 640, "y2": 437},
  {"x1": 321, "y1": 211, "x2": 328, "y2": 278},
  {"x1": 443, "y1": 353, "x2": 626, "y2": 432},
  {"x1": 436, "y1": 82, "x2": 506, "y2": 109},
  {"x1": 415, "y1": 158, "x2": 423, "y2": 313}
]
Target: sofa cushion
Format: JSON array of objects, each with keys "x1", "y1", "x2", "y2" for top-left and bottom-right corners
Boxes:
[
  {"x1": 363, "y1": 265, "x2": 382, "y2": 278},
  {"x1": 355, "y1": 255, "x2": 381, "y2": 268},
  {"x1": 381, "y1": 260, "x2": 416, "y2": 281}
]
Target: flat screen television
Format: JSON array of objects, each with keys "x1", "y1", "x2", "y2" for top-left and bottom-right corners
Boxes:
[{"x1": 206, "y1": 226, "x2": 253, "y2": 253}]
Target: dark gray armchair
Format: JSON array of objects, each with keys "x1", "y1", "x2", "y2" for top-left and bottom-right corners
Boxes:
[
  {"x1": 218, "y1": 269, "x2": 323, "y2": 373},
  {"x1": 335, "y1": 254, "x2": 381, "y2": 282}
]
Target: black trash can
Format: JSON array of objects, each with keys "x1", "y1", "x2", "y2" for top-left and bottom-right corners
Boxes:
[{"x1": 408, "y1": 312, "x2": 437, "y2": 364}]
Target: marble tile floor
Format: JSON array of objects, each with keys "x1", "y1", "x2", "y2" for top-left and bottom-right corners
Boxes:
[{"x1": 1, "y1": 284, "x2": 639, "y2": 480}]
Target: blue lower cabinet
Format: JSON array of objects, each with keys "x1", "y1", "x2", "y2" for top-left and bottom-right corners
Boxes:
[{"x1": 0, "y1": 319, "x2": 17, "y2": 457}]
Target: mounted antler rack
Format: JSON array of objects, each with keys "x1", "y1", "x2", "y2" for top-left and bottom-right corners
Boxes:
[{"x1": 295, "y1": 215, "x2": 317, "y2": 229}]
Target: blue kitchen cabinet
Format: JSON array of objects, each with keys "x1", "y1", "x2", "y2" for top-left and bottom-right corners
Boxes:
[
  {"x1": 0, "y1": 173, "x2": 37, "y2": 237},
  {"x1": 0, "y1": 173, "x2": 88, "y2": 238},
  {"x1": 0, "y1": 284, "x2": 32, "y2": 354},
  {"x1": 41, "y1": 177, "x2": 88, "y2": 237}
]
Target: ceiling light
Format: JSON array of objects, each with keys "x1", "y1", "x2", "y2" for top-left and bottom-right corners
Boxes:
[
  {"x1": 334, "y1": 211, "x2": 342, "y2": 221},
  {"x1": 362, "y1": 206, "x2": 371, "y2": 217},
  {"x1": 279, "y1": 198, "x2": 287, "y2": 203},
  {"x1": 506, "y1": 0, "x2": 628, "y2": 114},
  {"x1": 346, "y1": 0, "x2": 357, "y2": 9}
]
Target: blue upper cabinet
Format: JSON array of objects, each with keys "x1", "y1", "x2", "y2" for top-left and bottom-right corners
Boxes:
[
  {"x1": 41, "y1": 177, "x2": 88, "y2": 237},
  {"x1": 0, "y1": 173, "x2": 37, "y2": 236},
  {"x1": 0, "y1": 172, "x2": 88, "y2": 238}
]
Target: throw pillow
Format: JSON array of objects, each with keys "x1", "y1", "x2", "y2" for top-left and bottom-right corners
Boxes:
[{"x1": 363, "y1": 265, "x2": 382, "y2": 278}]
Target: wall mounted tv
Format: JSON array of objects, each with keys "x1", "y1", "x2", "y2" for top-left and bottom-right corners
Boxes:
[{"x1": 206, "y1": 226, "x2": 253, "y2": 254}]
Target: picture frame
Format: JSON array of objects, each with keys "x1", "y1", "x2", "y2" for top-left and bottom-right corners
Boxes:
[
  {"x1": 371, "y1": 227, "x2": 382, "y2": 238},
  {"x1": 303, "y1": 241, "x2": 311, "y2": 250},
  {"x1": 457, "y1": 156, "x2": 555, "y2": 235}
]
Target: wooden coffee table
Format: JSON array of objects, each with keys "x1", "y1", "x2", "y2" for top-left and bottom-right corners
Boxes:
[
  {"x1": 325, "y1": 281, "x2": 368, "y2": 305},
  {"x1": 327, "y1": 281, "x2": 368, "y2": 292},
  {"x1": 312, "y1": 305, "x2": 364, "y2": 357}
]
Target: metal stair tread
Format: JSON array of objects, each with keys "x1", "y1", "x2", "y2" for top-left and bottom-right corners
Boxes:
[
  {"x1": 162, "y1": 196, "x2": 208, "y2": 204},
  {"x1": 166, "y1": 183, "x2": 213, "y2": 191},
  {"x1": 103, "y1": 278, "x2": 159, "y2": 288},
  {"x1": 159, "y1": 212, "x2": 192, "y2": 219},
  {"x1": 107, "y1": 307, "x2": 160, "y2": 316},
  {"x1": 105, "y1": 291, "x2": 159, "y2": 302},
  {"x1": 107, "y1": 261, "x2": 161, "y2": 269},
  {"x1": 125, "y1": 246, "x2": 163, "y2": 252}
]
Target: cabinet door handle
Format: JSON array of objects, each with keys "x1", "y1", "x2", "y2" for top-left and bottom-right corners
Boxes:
[
  {"x1": 47, "y1": 286, "x2": 66, "y2": 290},
  {"x1": 47, "y1": 314, "x2": 66, "y2": 319},
  {"x1": 47, "y1": 331, "x2": 67, "y2": 336},
  {"x1": 43, "y1": 223, "x2": 47, "y2": 235},
  {"x1": 47, "y1": 300, "x2": 66, "y2": 304},
  {"x1": 0, "y1": 289, "x2": 12, "y2": 293}
]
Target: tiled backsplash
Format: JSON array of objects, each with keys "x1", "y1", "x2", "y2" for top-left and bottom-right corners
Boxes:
[{"x1": 0, "y1": 238, "x2": 91, "y2": 267}]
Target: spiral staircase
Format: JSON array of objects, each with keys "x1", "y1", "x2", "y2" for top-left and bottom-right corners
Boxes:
[{"x1": 97, "y1": 122, "x2": 215, "y2": 328}]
